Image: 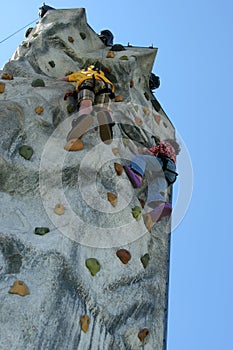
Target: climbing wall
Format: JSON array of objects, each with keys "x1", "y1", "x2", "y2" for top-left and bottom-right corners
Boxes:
[{"x1": 0, "y1": 8, "x2": 175, "y2": 350}]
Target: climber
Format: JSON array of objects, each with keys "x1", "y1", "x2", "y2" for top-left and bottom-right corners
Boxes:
[
  {"x1": 38, "y1": 3, "x2": 55, "y2": 18},
  {"x1": 123, "y1": 139, "x2": 180, "y2": 230},
  {"x1": 149, "y1": 72, "x2": 160, "y2": 91},
  {"x1": 98, "y1": 30, "x2": 114, "y2": 46},
  {"x1": 58, "y1": 64, "x2": 115, "y2": 149}
]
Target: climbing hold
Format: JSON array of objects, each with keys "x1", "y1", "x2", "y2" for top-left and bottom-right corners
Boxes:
[
  {"x1": 106, "y1": 51, "x2": 115, "y2": 58},
  {"x1": 143, "y1": 107, "x2": 151, "y2": 116},
  {"x1": 1, "y1": 73, "x2": 13, "y2": 80},
  {"x1": 111, "y1": 44, "x2": 126, "y2": 51},
  {"x1": 112, "y1": 148, "x2": 119, "y2": 155},
  {"x1": 115, "y1": 95, "x2": 123, "y2": 102},
  {"x1": 132, "y1": 206, "x2": 142, "y2": 221},
  {"x1": 134, "y1": 116, "x2": 143, "y2": 126},
  {"x1": 54, "y1": 203, "x2": 65, "y2": 215},
  {"x1": 31, "y1": 79, "x2": 45, "y2": 87},
  {"x1": 116, "y1": 249, "x2": 131, "y2": 264},
  {"x1": 119, "y1": 55, "x2": 128, "y2": 60},
  {"x1": 64, "y1": 139, "x2": 84, "y2": 152},
  {"x1": 18, "y1": 145, "x2": 33, "y2": 160},
  {"x1": 130, "y1": 80, "x2": 134, "y2": 88},
  {"x1": 0, "y1": 82, "x2": 5, "y2": 93},
  {"x1": 35, "y1": 106, "x2": 44, "y2": 115},
  {"x1": 9, "y1": 280, "x2": 30, "y2": 297},
  {"x1": 80, "y1": 315, "x2": 90, "y2": 333},
  {"x1": 107, "y1": 192, "x2": 118, "y2": 207},
  {"x1": 85, "y1": 258, "x2": 101, "y2": 276},
  {"x1": 154, "y1": 114, "x2": 161, "y2": 125},
  {"x1": 48, "y1": 60, "x2": 55, "y2": 68},
  {"x1": 67, "y1": 104, "x2": 76, "y2": 114},
  {"x1": 141, "y1": 253, "x2": 150, "y2": 269},
  {"x1": 114, "y1": 163, "x2": 123, "y2": 176},
  {"x1": 134, "y1": 105, "x2": 139, "y2": 112},
  {"x1": 144, "y1": 92, "x2": 150, "y2": 100},
  {"x1": 138, "y1": 328, "x2": 149, "y2": 342},
  {"x1": 34, "y1": 227, "x2": 50, "y2": 235},
  {"x1": 32, "y1": 34, "x2": 38, "y2": 38},
  {"x1": 80, "y1": 32, "x2": 86, "y2": 40},
  {"x1": 139, "y1": 198, "x2": 145, "y2": 209},
  {"x1": 68, "y1": 36, "x2": 74, "y2": 43}
]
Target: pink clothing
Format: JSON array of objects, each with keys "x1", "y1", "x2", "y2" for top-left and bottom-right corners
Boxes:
[{"x1": 148, "y1": 141, "x2": 176, "y2": 164}]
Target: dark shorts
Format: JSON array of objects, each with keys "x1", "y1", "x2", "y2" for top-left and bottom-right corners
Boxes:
[{"x1": 77, "y1": 79, "x2": 112, "y2": 108}]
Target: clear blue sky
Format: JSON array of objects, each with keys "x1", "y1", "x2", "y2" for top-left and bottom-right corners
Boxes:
[{"x1": 1, "y1": 1, "x2": 232, "y2": 349}]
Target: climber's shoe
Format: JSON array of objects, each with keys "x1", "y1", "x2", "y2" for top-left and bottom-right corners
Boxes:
[
  {"x1": 123, "y1": 165, "x2": 142, "y2": 188},
  {"x1": 143, "y1": 202, "x2": 172, "y2": 230},
  {"x1": 64, "y1": 138, "x2": 84, "y2": 152},
  {"x1": 97, "y1": 111, "x2": 115, "y2": 144},
  {"x1": 66, "y1": 114, "x2": 94, "y2": 141}
]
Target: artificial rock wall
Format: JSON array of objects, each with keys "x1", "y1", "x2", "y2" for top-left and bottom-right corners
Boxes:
[{"x1": 0, "y1": 8, "x2": 175, "y2": 350}]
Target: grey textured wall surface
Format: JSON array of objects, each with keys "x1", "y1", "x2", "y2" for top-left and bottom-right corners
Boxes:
[{"x1": 0, "y1": 8, "x2": 174, "y2": 350}]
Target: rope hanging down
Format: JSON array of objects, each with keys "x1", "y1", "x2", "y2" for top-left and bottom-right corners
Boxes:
[{"x1": 0, "y1": 18, "x2": 39, "y2": 44}]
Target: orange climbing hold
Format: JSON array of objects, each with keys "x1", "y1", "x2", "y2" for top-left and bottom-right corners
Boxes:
[
  {"x1": 114, "y1": 163, "x2": 123, "y2": 176},
  {"x1": 80, "y1": 315, "x2": 90, "y2": 333},
  {"x1": 9, "y1": 280, "x2": 30, "y2": 297},
  {"x1": 116, "y1": 249, "x2": 131, "y2": 264},
  {"x1": 138, "y1": 328, "x2": 149, "y2": 342},
  {"x1": 107, "y1": 192, "x2": 118, "y2": 207},
  {"x1": 64, "y1": 139, "x2": 84, "y2": 151}
]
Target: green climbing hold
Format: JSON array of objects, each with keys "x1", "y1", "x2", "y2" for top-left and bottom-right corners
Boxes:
[
  {"x1": 34, "y1": 227, "x2": 50, "y2": 235},
  {"x1": 67, "y1": 104, "x2": 76, "y2": 114},
  {"x1": 80, "y1": 32, "x2": 86, "y2": 40},
  {"x1": 134, "y1": 105, "x2": 139, "y2": 112},
  {"x1": 32, "y1": 34, "x2": 38, "y2": 38},
  {"x1": 119, "y1": 55, "x2": 129, "y2": 60},
  {"x1": 144, "y1": 92, "x2": 150, "y2": 100},
  {"x1": 141, "y1": 253, "x2": 150, "y2": 269},
  {"x1": 31, "y1": 79, "x2": 45, "y2": 87},
  {"x1": 132, "y1": 206, "x2": 142, "y2": 221},
  {"x1": 18, "y1": 145, "x2": 33, "y2": 160},
  {"x1": 48, "y1": 60, "x2": 55, "y2": 68},
  {"x1": 85, "y1": 258, "x2": 100, "y2": 276}
]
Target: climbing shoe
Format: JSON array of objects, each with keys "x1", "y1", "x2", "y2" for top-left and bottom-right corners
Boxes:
[
  {"x1": 66, "y1": 114, "x2": 94, "y2": 141},
  {"x1": 123, "y1": 165, "x2": 142, "y2": 188},
  {"x1": 143, "y1": 202, "x2": 172, "y2": 230},
  {"x1": 97, "y1": 111, "x2": 115, "y2": 144}
]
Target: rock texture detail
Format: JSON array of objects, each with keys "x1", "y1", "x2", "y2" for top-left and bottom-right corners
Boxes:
[{"x1": 0, "y1": 8, "x2": 175, "y2": 350}]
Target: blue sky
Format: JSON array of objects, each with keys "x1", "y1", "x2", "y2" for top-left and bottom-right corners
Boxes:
[{"x1": 1, "y1": 1, "x2": 232, "y2": 349}]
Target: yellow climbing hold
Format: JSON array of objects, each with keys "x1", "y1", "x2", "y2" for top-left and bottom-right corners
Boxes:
[
  {"x1": 154, "y1": 113, "x2": 161, "y2": 125},
  {"x1": 9, "y1": 280, "x2": 30, "y2": 297},
  {"x1": 115, "y1": 95, "x2": 123, "y2": 102},
  {"x1": 112, "y1": 148, "x2": 119, "y2": 155},
  {"x1": 106, "y1": 51, "x2": 115, "y2": 58},
  {"x1": 35, "y1": 106, "x2": 44, "y2": 115},
  {"x1": 54, "y1": 203, "x2": 65, "y2": 215}
]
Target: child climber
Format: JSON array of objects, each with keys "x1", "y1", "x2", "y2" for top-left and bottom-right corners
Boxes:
[
  {"x1": 124, "y1": 139, "x2": 180, "y2": 230},
  {"x1": 58, "y1": 65, "x2": 115, "y2": 150}
]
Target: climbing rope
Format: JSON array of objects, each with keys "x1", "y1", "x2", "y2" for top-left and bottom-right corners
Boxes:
[{"x1": 0, "y1": 18, "x2": 39, "y2": 44}]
